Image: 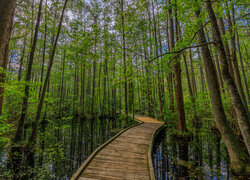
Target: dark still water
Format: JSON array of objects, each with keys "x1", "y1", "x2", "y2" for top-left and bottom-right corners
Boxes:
[
  {"x1": 0, "y1": 115, "x2": 135, "y2": 179},
  {"x1": 152, "y1": 128, "x2": 231, "y2": 180}
]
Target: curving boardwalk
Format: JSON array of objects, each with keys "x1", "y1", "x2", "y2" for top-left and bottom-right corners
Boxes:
[{"x1": 71, "y1": 116, "x2": 164, "y2": 180}]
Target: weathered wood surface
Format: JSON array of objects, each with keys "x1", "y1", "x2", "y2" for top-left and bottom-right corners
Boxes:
[{"x1": 71, "y1": 116, "x2": 164, "y2": 180}]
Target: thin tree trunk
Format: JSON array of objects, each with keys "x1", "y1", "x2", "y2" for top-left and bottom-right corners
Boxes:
[
  {"x1": 170, "y1": 0, "x2": 187, "y2": 131},
  {"x1": 121, "y1": 0, "x2": 128, "y2": 123},
  {"x1": 167, "y1": 0, "x2": 174, "y2": 113},
  {"x1": 212, "y1": 128, "x2": 221, "y2": 178},
  {"x1": 151, "y1": 0, "x2": 163, "y2": 119},
  {"x1": 103, "y1": 35, "x2": 108, "y2": 116},
  {"x1": 18, "y1": 38, "x2": 26, "y2": 81},
  {"x1": 38, "y1": 83, "x2": 50, "y2": 166},
  {"x1": 226, "y1": 4, "x2": 247, "y2": 110},
  {"x1": 183, "y1": 52, "x2": 193, "y2": 98},
  {"x1": 91, "y1": 18, "x2": 97, "y2": 115},
  {"x1": 60, "y1": 49, "x2": 66, "y2": 115},
  {"x1": 98, "y1": 57, "x2": 102, "y2": 113},
  {"x1": 26, "y1": 0, "x2": 69, "y2": 173},
  {"x1": 218, "y1": 17, "x2": 234, "y2": 80},
  {"x1": 39, "y1": 0, "x2": 47, "y2": 97},
  {"x1": 189, "y1": 48, "x2": 197, "y2": 96},
  {"x1": 80, "y1": 59, "x2": 86, "y2": 115},
  {"x1": 214, "y1": 51, "x2": 224, "y2": 93},
  {"x1": 14, "y1": 0, "x2": 43, "y2": 140},
  {"x1": 197, "y1": 47, "x2": 206, "y2": 93},
  {"x1": 86, "y1": 58, "x2": 92, "y2": 114},
  {"x1": 111, "y1": 46, "x2": 116, "y2": 116},
  {"x1": 236, "y1": 30, "x2": 249, "y2": 105},
  {"x1": 11, "y1": 0, "x2": 43, "y2": 176}
]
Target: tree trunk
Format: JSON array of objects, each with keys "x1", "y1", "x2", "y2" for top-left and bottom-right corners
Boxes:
[
  {"x1": 26, "y1": 0, "x2": 69, "y2": 173},
  {"x1": 60, "y1": 49, "x2": 66, "y2": 115},
  {"x1": 151, "y1": 0, "x2": 163, "y2": 119},
  {"x1": 39, "y1": 1, "x2": 47, "y2": 97},
  {"x1": 226, "y1": 4, "x2": 247, "y2": 110},
  {"x1": 167, "y1": 0, "x2": 174, "y2": 113},
  {"x1": 212, "y1": 127, "x2": 221, "y2": 178},
  {"x1": 217, "y1": 17, "x2": 234, "y2": 80},
  {"x1": 205, "y1": 0, "x2": 250, "y2": 158},
  {"x1": 121, "y1": 0, "x2": 128, "y2": 123},
  {"x1": 170, "y1": 0, "x2": 187, "y2": 132},
  {"x1": 236, "y1": 30, "x2": 249, "y2": 105},
  {"x1": 38, "y1": 85, "x2": 49, "y2": 166},
  {"x1": 80, "y1": 59, "x2": 86, "y2": 115},
  {"x1": 91, "y1": 18, "x2": 97, "y2": 115},
  {"x1": 214, "y1": 51, "x2": 224, "y2": 93},
  {"x1": 189, "y1": 48, "x2": 197, "y2": 96},
  {"x1": 103, "y1": 34, "x2": 108, "y2": 116},
  {"x1": 197, "y1": 47, "x2": 206, "y2": 93},
  {"x1": 98, "y1": 57, "x2": 102, "y2": 112},
  {"x1": 195, "y1": 2, "x2": 250, "y2": 174},
  {"x1": 17, "y1": 38, "x2": 26, "y2": 81},
  {"x1": 14, "y1": 0, "x2": 43, "y2": 141},
  {"x1": 0, "y1": 0, "x2": 16, "y2": 115},
  {"x1": 183, "y1": 53, "x2": 193, "y2": 98},
  {"x1": 11, "y1": 0, "x2": 43, "y2": 177}
]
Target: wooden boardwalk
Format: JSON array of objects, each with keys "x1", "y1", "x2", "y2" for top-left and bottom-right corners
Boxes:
[{"x1": 71, "y1": 116, "x2": 164, "y2": 180}]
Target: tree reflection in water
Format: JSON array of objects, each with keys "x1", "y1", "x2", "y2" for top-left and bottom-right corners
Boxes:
[{"x1": 152, "y1": 128, "x2": 231, "y2": 180}]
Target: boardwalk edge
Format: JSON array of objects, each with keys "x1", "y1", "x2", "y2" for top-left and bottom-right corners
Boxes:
[
  {"x1": 147, "y1": 121, "x2": 165, "y2": 180},
  {"x1": 70, "y1": 118, "x2": 143, "y2": 180}
]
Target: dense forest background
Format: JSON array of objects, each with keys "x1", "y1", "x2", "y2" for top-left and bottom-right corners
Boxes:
[{"x1": 0, "y1": 0, "x2": 249, "y2": 179}]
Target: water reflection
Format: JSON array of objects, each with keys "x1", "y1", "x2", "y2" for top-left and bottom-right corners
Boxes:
[
  {"x1": 0, "y1": 115, "x2": 134, "y2": 179},
  {"x1": 152, "y1": 128, "x2": 231, "y2": 180}
]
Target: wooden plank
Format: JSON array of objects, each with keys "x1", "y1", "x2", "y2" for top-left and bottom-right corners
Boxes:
[{"x1": 71, "y1": 116, "x2": 164, "y2": 180}]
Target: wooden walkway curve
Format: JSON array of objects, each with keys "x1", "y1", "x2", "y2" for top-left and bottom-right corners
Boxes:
[{"x1": 71, "y1": 116, "x2": 164, "y2": 180}]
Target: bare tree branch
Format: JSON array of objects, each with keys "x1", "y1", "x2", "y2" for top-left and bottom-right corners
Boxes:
[{"x1": 148, "y1": 41, "x2": 215, "y2": 62}]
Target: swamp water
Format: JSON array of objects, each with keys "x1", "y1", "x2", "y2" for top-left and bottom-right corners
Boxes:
[
  {"x1": 0, "y1": 116, "x2": 135, "y2": 179},
  {"x1": 152, "y1": 128, "x2": 231, "y2": 180}
]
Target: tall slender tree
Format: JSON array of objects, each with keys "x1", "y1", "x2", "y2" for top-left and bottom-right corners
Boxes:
[
  {"x1": 205, "y1": 0, "x2": 250, "y2": 157},
  {"x1": 0, "y1": 0, "x2": 16, "y2": 115},
  {"x1": 195, "y1": 1, "x2": 250, "y2": 174}
]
